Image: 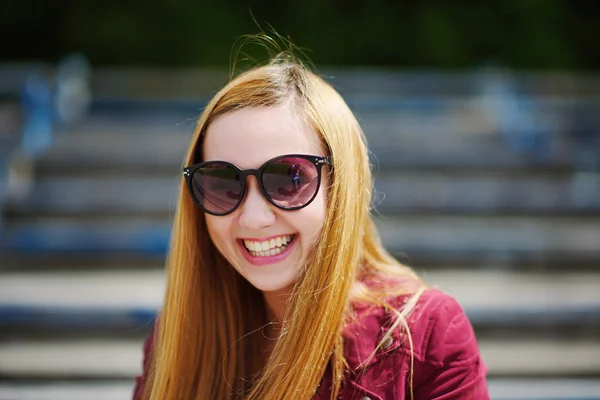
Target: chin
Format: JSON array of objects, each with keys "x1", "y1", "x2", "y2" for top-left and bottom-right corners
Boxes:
[
  {"x1": 249, "y1": 279, "x2": 294, "y2": 293},
  {"x1": 242, "y1": 270, "x2": 298, "y2": 293}
]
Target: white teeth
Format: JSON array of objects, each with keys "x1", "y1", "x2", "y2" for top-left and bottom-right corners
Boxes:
[{"x1": 243, "y1": 235, "x2": 294, "y2": 257}]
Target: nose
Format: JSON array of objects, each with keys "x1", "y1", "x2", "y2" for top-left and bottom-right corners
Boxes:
[{"x1": 237, "y1": 177, "x2": 276, "y2": 230}]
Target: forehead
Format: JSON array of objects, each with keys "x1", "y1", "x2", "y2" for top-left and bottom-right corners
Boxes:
[{"x1": 202, "y1": 105, "x2": 323, "y2": 168}]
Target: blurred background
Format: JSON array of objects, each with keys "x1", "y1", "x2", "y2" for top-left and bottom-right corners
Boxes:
[{"x1": 1, "y1": 1, "x2": 599, "y2": 399}]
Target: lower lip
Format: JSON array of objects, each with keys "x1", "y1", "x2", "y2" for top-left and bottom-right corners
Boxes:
[{"x1": 239, "y1": 237, "x2": 297, "y2": 266}]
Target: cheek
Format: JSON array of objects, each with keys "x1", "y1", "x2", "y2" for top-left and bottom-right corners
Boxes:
[
  {"x1": 301, "y1": 192, "x2": 327, "y2": 239},
  {"x1": 317, "y1": 178, "x2": 329, "y2": 218},
  {"x1": 205, "y1": 216, "x2": 229, "y2": 250}
]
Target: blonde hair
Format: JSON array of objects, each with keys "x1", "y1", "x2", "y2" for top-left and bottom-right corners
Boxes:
[{"x1": 142, "y1": 53, "x2": 425, "y2": 400}]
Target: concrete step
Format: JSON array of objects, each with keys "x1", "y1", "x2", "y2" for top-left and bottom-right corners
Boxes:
[
  {"x1": 0, "y1": 270, "x2": 164, "y2": 311},
  {"x1": 1, "y1": 379, "x2": 599, "y2": 400},
  {"x1": 37, "y1": 131, "x2": 189, "y2": 172},
  {"x1": 374, "y1": 171, "x2": 600, "y2": 215},
  {"x1": 5, "y1": 177, "x2": 181, "y2": 217},
  {"x1": 0, "y1": 218, "x2": 170, "y2": 254},
  {"x1": 1, "y1": 270, "x2": 598, "y2": 334},
  {"x1": 0, "y1": 337, "x2": 597, "y2": 380},
  {"x1": 487, "y1": 379, "x2": 600, "y2": 400},
  {"x1": 6, "y1": 172, "x2": 600, "y2": 218},
  {"x1": 376, "y1": 215, "x2": 600, "y2": 263},
  {"x1": 89, "y1": 67, "x2": 600, "y2": 98},
  {"x1": 0, "y1": 253, "x2": 165, "y2": 272},
  {"x1": 35, "y1": 135, "x2": 582, "y2": 174},
  {"x1": 3, "y1": 216, "x2": 600, "y2": 265},
  {"x1": 0, "y1": 382, "x2": 136, "y2": 400},
  {"x1": 31, "y1": 113, "x2": 587, "y2": 173}
]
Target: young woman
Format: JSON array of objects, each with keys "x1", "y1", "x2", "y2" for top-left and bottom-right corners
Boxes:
[{"x1": 133, "y1": 51, "x2": 489, "y2": 399}]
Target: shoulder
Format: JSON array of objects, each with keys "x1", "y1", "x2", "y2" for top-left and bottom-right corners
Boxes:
[
  {"x1": 403, "y1": 288, "x2": 479, "y2": 365},
  {"x1": 344, "y1": 288, "x2": 475, "y2": 366},
  {"x1": 409, "y1": 289, "x2": 489, "y2": 398},
  {"x1": 342, "y1": 289, "x2": 489, "y2": 399}
]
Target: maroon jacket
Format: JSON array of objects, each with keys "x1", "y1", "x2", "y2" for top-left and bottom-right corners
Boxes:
[{"x1": 134, "y1": 289, "x2": 489, "y2": 399}]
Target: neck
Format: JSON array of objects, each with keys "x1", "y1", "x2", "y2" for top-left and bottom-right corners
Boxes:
[
  {"x1": 262, "y1": 285, "x2": 292, "y2": 323},
  {"x1": 259, "y1": 287, "x2": 291, "y2": 363}
]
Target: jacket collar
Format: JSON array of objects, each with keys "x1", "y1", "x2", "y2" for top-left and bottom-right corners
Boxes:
[{"x1": 342, "y1": 295, "x2": 408, "y2": 373}]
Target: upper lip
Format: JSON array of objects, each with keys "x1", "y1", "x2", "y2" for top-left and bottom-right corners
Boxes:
[{"x1": 238, "y1": 233, "x2": 295, "y2": 241}]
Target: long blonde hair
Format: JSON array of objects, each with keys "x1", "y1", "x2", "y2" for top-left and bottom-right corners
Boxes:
[{"x1": 142, "y1": 52, "x2": 425, "y2": 400}]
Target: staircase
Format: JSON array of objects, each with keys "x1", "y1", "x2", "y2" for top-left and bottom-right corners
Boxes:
[{"x1": 0, "y1": 68, "x2": 599, "y2": 400}]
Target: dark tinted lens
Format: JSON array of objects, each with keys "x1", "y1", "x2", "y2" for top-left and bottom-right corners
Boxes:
[
  {"x1": 262, "y1": 157, "x2": 320, "y2": 208},
  {"x1": 191, "y1": 163, "x2": 242, "y2": 214}
]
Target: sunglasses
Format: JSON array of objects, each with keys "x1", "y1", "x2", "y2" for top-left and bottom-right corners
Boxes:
[{"x1": 183, "y1": 154, "x2": 333, "y2": 216}]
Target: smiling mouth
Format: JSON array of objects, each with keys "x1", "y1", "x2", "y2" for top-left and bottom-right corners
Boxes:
[{"x1": 242, "y1": 234, "x2": 296, "y2": 257}]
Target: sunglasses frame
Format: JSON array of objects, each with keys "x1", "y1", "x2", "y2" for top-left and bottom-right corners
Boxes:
[{"x1": 183, "y1": 154, "x2": 333, "y2": 216}]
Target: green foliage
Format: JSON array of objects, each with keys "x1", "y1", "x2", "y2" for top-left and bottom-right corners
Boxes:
[{"x1": 1, "y1": 0, "x2": 598, "y2": 70}]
